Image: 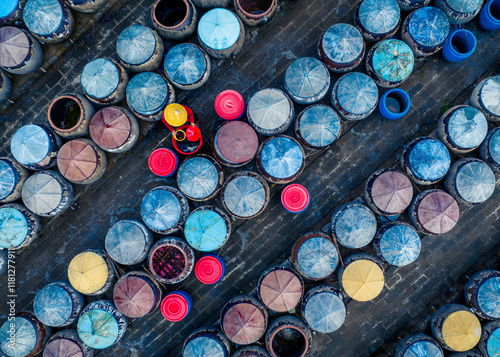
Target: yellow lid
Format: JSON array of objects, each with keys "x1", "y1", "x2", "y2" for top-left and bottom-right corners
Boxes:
[
  {"x1": 442, "y1": 311, "x2": 481, "y2": 352},
  {"x1": 341, "y1": 259, "x2": 384, "y2": 301},
  {"x1": 164, "y1": 104, "x2": 187, "y2": 127},
  {"x1": 68, "y1": 252, "x2": 108, "y2": 294}
]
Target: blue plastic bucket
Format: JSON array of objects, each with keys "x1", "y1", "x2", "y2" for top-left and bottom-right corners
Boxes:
[
  {"x1": 480, "y1": 0, "x2": 500, "y2": 30},
  {"x1": 378, "y1": 88, "x2": 411, "y2": 120},
  {"x1": 442, "y1": 29, "x2": 477, "y2": 62}
]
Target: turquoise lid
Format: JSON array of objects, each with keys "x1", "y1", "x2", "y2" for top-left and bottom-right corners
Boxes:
[
  {"x1": 0, "y1": 0, "x2": 18, "y2": 18},
  {"x1": 34, "y1": 284, "x2": 73, "y2": 326},
  {"x1": 23, "y1": 0, "x2": 63, "y2": 36},
  {"x1": 297, "y1": 236, "x2": 339, "y2": 279},
  {"x1": 446, "y1": 106, "x2": 487, "y2": 149},
  {"x1": 260, "y1": 137, "x2": 303, "y2": 179},
  {"x1": 105, "y1": 220, "x2": 148, "y2": 265},
  {"x1": 322, "y1": 23, "x2": 364, "y2": 63},
  {"x1": 446, "y1": 0, "x2": 482, "y2": 13},
  {"x1": 11, "y1": 125, "x2": 51, "y2": 166},
  {"x1": 0, "y1": 160, "x2": 16, "y2": 200},
  {"x1": 177, "y1": 157, "x2": 219, "y2": 200},
  {"x1": 304, "y1": 290, "x2": 346, "y2": 333},
  {"x1": 198, "y1": 8, "x2": 240, "y2": 51},
  {"x1": 404, "y1": 341, "x2": 443, "y2": 357},
  {"x1": 77, "y1": 309, "x2": 119, "y2": 349},
  {"x1": 478, "y1": 276, "x2": 500, "y2": 319},
  {"x1": 0, "y1": 316, "x2": 37, "y2": 357},
  {"x1": 372, "y1": 40, "x2": 414, "y2": 83},
  {"x1": 184, "y1": 336, "x2": 227, "y2": 357},
  {"x1": 126, "y1": 72, "x2": 169, "y2": 115},
  {"x1": 378, "y1": 224, "x2": 421, "y2": 266},
  {"x1": 409, "y1": 7, "x2": 449, "y2": 47},
  {"x1": 141, "y1": 188, "x2": 182, "y2": 232},
  {"x1": 333, "y1": 204, "x2": 377, "y2": 249},
  {"x1": 489, "y1": 129, "x2": 500, "y2": 165},
  {"x1": 408, "y1": 138, "x2": 450, "y2": 181},
  {"x1": 116, "y1": 25, "x2": 156, "y2": 66},
  {"x1": 165, "y1": 43, "x2": 207, "y2": 86},
  {"x1": 81, "y1": 59, "x2": 120, "y2": 99},
  {"x1": 284, "y1": 57, "x2": 329, "y2": 101},
  {"x1": 480, "y1": 76, "x2": 500, "y2": 117},
  {"x1": 0, "y1": 207, "x2": 28, "y2": 249},
  {"x1": 358, "y1": 0, "x2": 400, "y2": 35},
  {"x1": 185, "y1": 209, "x2": 228, "y2": 252},
  {"x1": 488, "y1": 327, "x2": 500, "y2": 357},
  {"x1": 298, "y1": 105, "x2": 340, "y2": 148},
  {"x1": 223, "y1": 175, "x2": 266, "y2": 218},
  {"x1": 455, "y1": 160, "x2": 495, "y2": 204},
  {"x1": 337, "y1": 72, "x2": 378, "y2": 115}
]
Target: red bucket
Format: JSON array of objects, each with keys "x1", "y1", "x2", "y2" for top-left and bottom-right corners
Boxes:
[
  {"x1": 215, "y1": 90, "x2": 245, "y2": 120},
  {"x1": 148, "y1": 148, "x2": 178, "y2": 177}
]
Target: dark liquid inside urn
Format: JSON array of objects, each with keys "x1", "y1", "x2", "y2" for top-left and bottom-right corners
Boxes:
[
  {"x1": 240, "y1": 0, "x2": 273, "y2": 14},
  {"x1": 155, "y1": 0, "x2": 187, "y2": 27},
  {"x1": 271, "y1": 328, "x2": 307, "y2": 357},
  {"x1": 152, "y1": 246, "x2": 186, "y2": 279},
  {"x1": 491, "y1": 0, "x2": 500, "y2": 19},
  {"x1": 451, "y1": 37, "x2": 469, "y2": 53},
  {"x1": 50, "y1": 98, "x2": 81, "y2": 130}
]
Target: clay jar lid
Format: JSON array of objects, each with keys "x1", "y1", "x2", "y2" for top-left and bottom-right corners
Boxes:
[
  {"x1": 90, "y1": 107, "x2": 131, "y2": 150},
  {"x1": 258, "y1": 266, "x2": 303, "y2": 312},
  {"x1": 57, "y1": 139, "x2": 99, "y2": 183},
  {"x1": 113, "y1": 275, "x2": 156, "y2": 318},
  {"x1": 415, "y1": 190, "x2": 459, "y2": 234},
  {"x1": 0, "y1": 26, "x2": 30, "y2": 69},
  {"x1": 67, "y1": 251, "x2": 108, "y2": 295},
  {"x1": 221, "y1": 296, "x2": 267, "y2": 345},
  {"x1": 43, "y1": 336, "x2": 85, "y2": 357},
  {"x1": 369, "y1": 169, "x2": 413, "y2": 215},
  {"x1": 442, "y1": 310, "x2": 481, "y2": 352},
  {"x1": 215, "y1": 121, "x2": 258, "y2": 164}
]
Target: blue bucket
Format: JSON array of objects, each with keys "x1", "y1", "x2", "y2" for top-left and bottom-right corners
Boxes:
[
  {"x1": 442, "y1": 29, "x2": 476, "y2": 62},
  {"x1": 480, "y1": 0, "x2": 500, "y2": 30},
  {"x1": 378, "y1": 88, "x2": 411, "y2": 120}
]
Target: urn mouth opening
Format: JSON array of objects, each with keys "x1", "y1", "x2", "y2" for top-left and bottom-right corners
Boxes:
[
  {"x1": 48, "y1": 96, "x2": 83, "y2": 131},
  {"x1": 154, "y1": 0, "x2": 188, "y2": 28},
  {"x1": 237, "y1": 0, "x2": 274, "y2": 18},
  {"x1": 270, "y1": 325, "x2": 309, "y2": 357}
]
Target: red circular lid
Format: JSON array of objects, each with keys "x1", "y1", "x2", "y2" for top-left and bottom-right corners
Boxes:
[
  {"x1": 161, "y1": 293, "x2": 189, "y2": 322},
  {"x1": 195, "y1": 256, "x2": 224, "y2": 284},
  {"x1": 148, "y1": 148, "x2": 178, "y2": 176},
  {"x1": 281, "y1": 184, "x2": 310, "y2": 213},
  {"x1": 215, "y1": 90, "x2": 245, "y2": 120},
  {"x1": 89, "y1": 107, "x2": 131, "y2": 149},
  {"x1": 216, "y1": 121, "x2": 258, "y2": 164},
  {"x1": 186, "y1": 125, "x2": 201, "y2": 142}
]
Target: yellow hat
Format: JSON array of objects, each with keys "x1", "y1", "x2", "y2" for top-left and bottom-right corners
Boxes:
[
  {"x1": 341, "y1": 259, "x2": 384, "y2": 301},
  {"x1": 442, "y1": 311, "x2": 481, "y2": 352},
  {"x1": 164, "y1": 104, "x2": 187, "y2": 127},
  {"x1": 68, "y1": 252, "x2": 109, "y2": 294}
]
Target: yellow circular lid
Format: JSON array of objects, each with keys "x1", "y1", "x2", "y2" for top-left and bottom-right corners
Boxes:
[
  {"x1": 442, "y1": 310, "x2": 481, "y2": 352},
  {"x1": 67, "y1": 252, "x2": 109, "y2": 294},
  {"x1": 164, "y1": 104, "x2": 187, "y2": 127},
  {"x1": 341, "y1": 259, "x2": 384, "y2": 301}
]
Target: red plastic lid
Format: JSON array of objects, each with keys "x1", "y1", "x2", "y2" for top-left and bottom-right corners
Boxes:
[
  {"x1": 195, "y1": 256, "x2": 224, "y2": 284},
  {"x1": 281, "y1": 184, "x2": 310, "y2": 213},
  {"x1": 215, "y1": 90, "x2": 245, "y2": 120},
  {"x1": 149, "y1": 148, "x2": 178, "y2": 177},
  {"x1": 161, "y1": 293, "x2": 189, "y2": 322}
]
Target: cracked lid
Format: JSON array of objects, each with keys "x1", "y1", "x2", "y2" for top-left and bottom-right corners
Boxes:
[
  {"x1": 198, "y1": 8, "x2": 240, "y2": 50},
  {"x1": 0, "y1": 206, "x2": 28, "y2": 249},
  {"x1": 22, "y1": 171, "x2": 64, "y2": 215},
  {"x1": 34, "y1": 283, "x2": 73, "y2": 327},
  {"x1": 378, "y1": 224, "x2": 421, "y2": 266},
  {"x1": 177, "y1": 156, "x2": 219, "y2": 200},
  {"x1": 90, "y1": 107, "x2": 131, "y2": 150},
  {"x1": 81, "y1": 59, "x2": 120, "y2": 99},
  {"x1": 11, "y1": 125, "x2": 51, "y2": 166},
  {"x1": 0, "y1": 27, "x2": 30, "y2": 68},
  {"x1": 408, "y1": 7, "x2": 449, "y2": 47},
  {"x1": 260, "y1": 137, "x2": 304, "y2": 179},
  {"x1": 336, "y1": 72, "x2": 378, "y2": 115},
  {"x1": 77, "y1": 308, "x2": 119, "y2": 349},
  {"x1": 284, "y1": 57, "x2": 329, "y2": 101},
  {"x1": 408, "y1": 138, "x2": 450, "y2": 181},
  {"x1": 358, "y1": 0, "x2": 400, "y2": 35},
  {"x1": 259, "y1": 268, "x2": 303, "y2": 312},
  {"x1": 23, "y1": 0, "x2": 63, "y2": 36},
  {"x1": 185, "y1": 209, "x2": 228, "y2": 252},
  {"x1": 372, "y1": 40, "x2": 414, "y2": 83},
  {"x1": 57, "y1": 140, "x2": 98, "y2": 182},
  {"x1": 322, "y1": 23, "x2": 364, "y2": 63},
  {"x1": 68, "y1": 252, "x2": 108, "y2": 294},
  {"x1": 117, "y1": 25, "x2": 156, "y2": 66},
  {"x1": 165, "y1": 43, "x2": 207, "y2": 85},
  {"x1": 126, "y1": 72, "x2": 169, "y2": 115}
]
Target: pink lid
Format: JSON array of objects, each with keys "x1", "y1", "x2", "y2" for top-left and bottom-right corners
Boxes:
[
  {"x1": 0, "y1": 27, "x2": 30, "y2": 68},
  {"x1": 113, "y1": 276, "x2": 156, "y2": 318},
  {"x1": 371, "y1": 170, "x2": 413, "y2": 214},
  {"x1": 281, "y1": 184, "x2": 309, "y2": 213},
  {"x1": 148, "y1": 148, "x2": 178, "y2": 177},
  {"x1": 57, "y1": 139, "x2": 98, "y2": 182},
  {"x1": 195, "y1": 256, "x2": 224, "y2": 284},
  {"x1": 259, "y1": 269, "x2": 303, "y2": 312},
  {"x1": 216, "y1": 121, "x2": 258, "y2": 164},
  {"x1": 222, "y1": 302, "x2": 267, "y2": 345},
  {"x1": 215, "y1": 90, "x2": 245, "y2": 120},
  {"x1": 417, "y1": 190, "x2": 459, "y2": 234},
  {"x1": 161, "y1": 293, "x2": 189, "y2": 322},
  {"x1": 89, "y1": 107, "x2": 131, "y2": 149}
]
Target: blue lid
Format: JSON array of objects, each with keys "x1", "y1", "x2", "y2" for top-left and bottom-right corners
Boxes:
[
  {"x1": 11, "y1": 125, "x2": 51, "y2": 166},
  {"x1": 404, "y1": 341, "x2": 443, "y2": 357},
  {"x1": 408, "y1": 138, "x2": 450, "y2": 181},
  {"x1": 177, "y1": 157, "x2": 219, "y2": 200},
  {"x1": 0, "y1": 249, "x2": 7, "y2": 275},
  {"x1": 185, "y1": 209, "x2": 228, "y2": 251},
  {"x1": 165, "y1": 43, "x2": 207, "y2": 86},
  {"x1": 336, "y1": 72, "x2": 378, "y2": 115},
  {"x1": 81, "y1": 59, "x2": 120, "y2": 99},
  {"x1": 408, "y1": 7, "x2": 449, "y2": 47},
  {"x1": 446, "y1": 0, "x2": 482, "y2": 13},
  {"x1": 488, "y1": 327, "x2": 500, "y2": 357},
  {"x1": 298, "y1": 105, "x2": 340, "y2": 148},
  {"x1": 455, "y1": 160, "x2": 496, "y2": 204},
  {"x1": 297, "y1": 236, "x2": 339, "y2": 279},
  {"x1": 322, "y1": 23, "x2": 364, "y2": 64},
  {"x1": 372, "y1": 40, "x2": 414, "y2": 83},
  {"x1": 480, "y1": 76, "x2": 500, "y2": 117},
  {"x1": 105, "y1": 220, "x2": 148, "y2": 265},
  {"x1": 0, "y1": 160, "x2": 16, "y2": 200},
  {"x1": 34, "y1": 284, "x2": 73, "y2": 326},
  {"x1": 248, "y1": 89, "x2": 292, "y2": 132},
  {"x1": 478, "y1": 276, "x2": 500, "y2": 319},
  {"x1": 23, "y1": 0, "x2": 63, "y2": 36},
  {"x1": 446, "y1": 106, "x2": 487, "y2": 149},
  {"x1": 489, "y1": 129, "x2": 500, "y2": 165},
  {"x1": 378, "y1": 224, "x2": 421, "y2": 266},
  {"x1": 77, "y1": 309, "x2": 119, "y2": 349},
  {"x1": 126, "y1": 72, "x2": 169, "y2": 115},
  {"x1": 0, "y1": 207, "x2": 28, "y2": 249},
  {"x1": 0, "y1": 0, "x2": 18, "y2": 18},
  {"x1": 333, "y1": 204, "x2": 377, "y2": 249},
  {"x1": 223, "y1": 175, "x2": 266, "y2": 218},
  {"x1": 198, "y1": 8, "x2": 240, "y2": 51},
  {"x1": 184, "y1": 336, "x2": 226, "y2": 357},
  {"x1": 260, "y1": 137, "x2": 303, "y2": 179},
  {"x1": 358, "y1": 0, "x2": 400, "y2": 35},
  {"x1": 284, "y1": 57, "x2": 329, "y2": 101},
  {"x1": 0, "y1": 316, "x2": 37, "y2": 357},
  {"x1": 304, "y1": 290, "x2": 346, "y2": 333},
  {"x1": 141, "y1": 188, "x2": 182, "y2": 232},
  {"x1": 116, "y1": 25, "x2": 156, "y2": 66},
  {"x1": 22, "y1": 171, "x2": 64, "y2": 216}
]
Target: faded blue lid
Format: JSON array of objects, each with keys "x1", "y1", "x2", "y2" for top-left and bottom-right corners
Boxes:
[
  {"x1": 248, "y1": 89, "x2": 292, "y2": 132},
  {"x1": 480, "y1": 76, "x2": 500, "y2": 117},
  {"x1": 378, "y1": 224, "x2": 421, "y2": 266},
  {"x1": 297, "y1": 236, "x2": 339, "y2": 279},
  {"x1": 23, "y1": 0, "x2": 63, "y2": 36},
  {"x1": 141, "y1": 188, "x2": 182, "y2": 232},
  {"x1": 408, "y1": 138, "x2": 450, "y2": 181},
  {"x1": 284, "y1": 57, "x2": 329, "y2": 101},
  {"x1": 184, "y1": 336, "x2": 226, "y2": 357},
  {"x1": 165, "y1": 43, "x2": 207, "y2": 86},
  {"x1": 177, "y1": 157, "x2": 219, "y2": 200},
  {"x1": 0, "y1": 0, "x2": 18, "y2": 18},
  {"x1": 185, "y1": 209, "x2": 228, "y2": 251},
  {"x1": 455, "y1": 160, "x2": 495, "y2": 204},
  {"x1": 303, "y1": 290, "x2": 346, "y2": 333},
  {"x1": 358, "y1": 0, "x2": 400, "y2": 35},
  {"x1": 81, "y1": 59, "x2": 120, "y2": 99},
  {"x1": 336, "y1": 72, "x2": 378, "y2": 115},
  {"x1": 34, "y1": 284, "x2": 73, "y2": 326},
  {"x1": 198, "y1": 8, "x2": 240, "y2": 51},
  {"x1": 22, "y1": 171, "x2": 64, "y2": 216},
  {"x1": 0, "y1": 160, "x2": 16, "y2": 200},
  {"x1": 0, "y1": 249, "x2": 7, "y2": 275},
  {"x1": 0, "y1": 316, "x2": 37, "y2": 357},
  {"x1": 322, "y1": 23, "x2": 364, "y2": 64},
  {"x1": 260, "y1": 137, "x2": 303, "y2": 179},
  {"x1": 78, "y1": 309, "x2": 119, "y2": 349},
  {"x1": 404, "y1": 341, "x2": 443, "y2": 357},
  {"x1": 446, "y1": 106, "x2": 487, "y2": 149},
  {"x1": 298, "y1": 105, "x2": 340, "y2": 148},
  {"x1": 487, "y1": 327, "x2": 500, "y2": 357},
  {"x1": 372, "y1": 40, "x2": 414, "y2": 83},
  {"x1": 126, "y1": 72, "x2": 169, "y2": 115},
  {"x1": 408, "y1": 7, "x2": 449, "y2": 47},
  {"x1": 0, "y1": 207, "x2": 28, "y2": 249},
  {"x1": 223, "y1": 175, "x2": 266, "y2": 218},
  {"x1": 489, "y1": 129, "x2": 500, "y2": 165},
  {"x1": 445, "y1": 0, "x2": 482, "y2": 13},
  {"x1": 333, "y1": 204, "x2": 377, "y2": 249},
  {"x1": 478, "y1": 276, "x2": 500, "y2": 319},
  {"x1": 116, "y1": 25, "x2": 156, "y2": 66},
  {"x1": 105, "y1": 220, "x2": 148, "y2": 265},
  {"x1": 11, "y1": 125, "x2": 51, "y2": 166}
]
